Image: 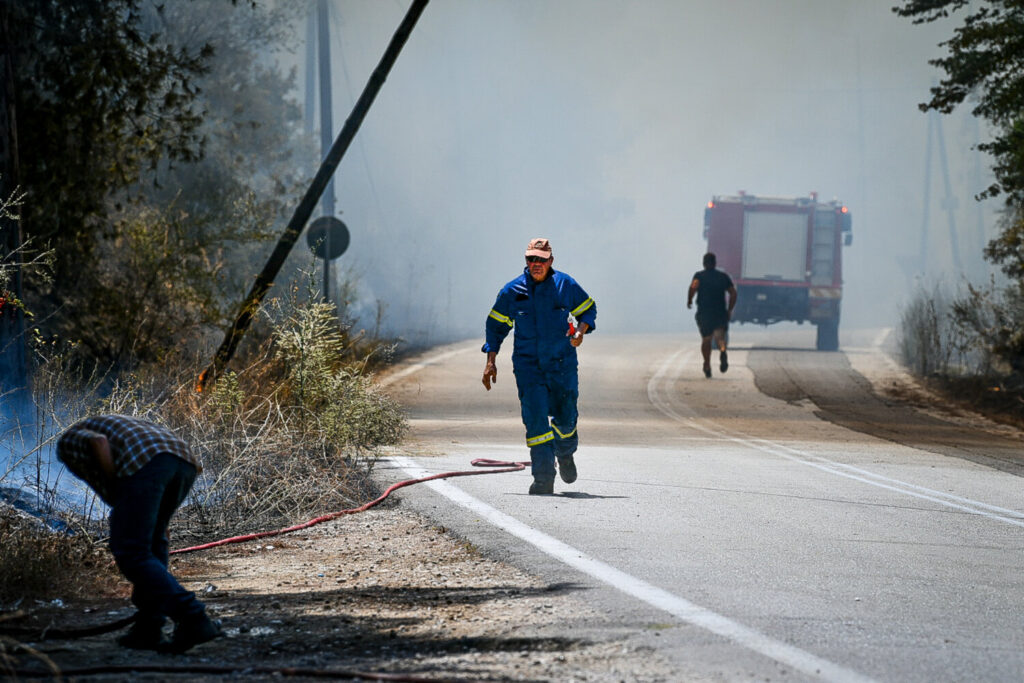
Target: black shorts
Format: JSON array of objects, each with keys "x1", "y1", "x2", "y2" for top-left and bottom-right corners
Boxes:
[{"x1": 695, "y1": 311, "x2": 728, "y2": 338}]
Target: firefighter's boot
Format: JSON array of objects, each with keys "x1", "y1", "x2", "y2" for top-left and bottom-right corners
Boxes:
[
  {"x1": 557, "y1": 456, "x2": 577, "y2": 484},
  {"x1": 529, "y1": 478, "x2": 554, "y2": 495}
]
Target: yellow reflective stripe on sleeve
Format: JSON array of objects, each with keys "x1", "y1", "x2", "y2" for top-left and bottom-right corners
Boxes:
[
  {"x1": 526, "y1": 431, "x2": 554, "y2": 447},
  {"x1": 488, "y1": 309, "x2": 514, "y2": 328},
  {"x1": 571, "y1": 298, "x2": 594, "y2": 317},
  {"x1": 552, "y1": 424, "x2": 577, "y2": 439}
]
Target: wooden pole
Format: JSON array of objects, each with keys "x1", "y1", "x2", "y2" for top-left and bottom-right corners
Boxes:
[{"x1": 198, "y1": 0, "x2": 429, "y2": 391}]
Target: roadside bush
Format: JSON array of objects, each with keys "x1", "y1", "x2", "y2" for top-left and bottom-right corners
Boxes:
[
  {"x1": 163, "y1": 281, "x2": 405, "y2": 536},
  {"x1": 270, "y1": 296, "x2": 404, "y2": 449},
  {"x1": 897, "y1": 283, "x2": 966, "y2": 376},
  {"x1": 87, "y1": 288, "x2": 406, "y2": 537},
  {"x1": 896, "y1": 278, "x2": 1024, "y2": 427},
  {"x1": 950, "y1": 278, "x2": 1024, "y2": 378},
  {"x1": 172, "y1": 399, "x2": 385, "y2": 535}
]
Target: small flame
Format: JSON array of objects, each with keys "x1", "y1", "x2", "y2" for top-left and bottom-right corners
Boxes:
[{"x1": 196, "y1": 369, "x2": 208, "y2": 394}]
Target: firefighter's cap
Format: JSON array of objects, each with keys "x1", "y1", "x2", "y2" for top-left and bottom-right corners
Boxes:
[{"x1": 525, "y1": 238, "x2": 553, "y2": 259}]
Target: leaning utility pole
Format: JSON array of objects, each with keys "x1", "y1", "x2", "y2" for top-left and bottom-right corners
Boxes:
[{"x1": 198, "y1": 0, "x2": 429, "y2": 391}]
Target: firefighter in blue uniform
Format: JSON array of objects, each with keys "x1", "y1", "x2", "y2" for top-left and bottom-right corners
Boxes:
[{"x1": 482, "y1": 238, "x2": 597, "y2": 495}]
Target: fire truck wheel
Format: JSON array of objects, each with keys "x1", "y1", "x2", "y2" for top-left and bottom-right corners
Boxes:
[{"x1": 816, "y1": 320, "x2": 840, "y2": 351}]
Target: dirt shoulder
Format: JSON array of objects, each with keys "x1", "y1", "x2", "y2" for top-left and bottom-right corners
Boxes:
[
  {"x1": 850, "y1": 346, "x2": 1024, "y2": 436},
  {"x1": 845, "y1": 341, "x2": 1024, "y2": 468},
  {"x1": 5, "y1": 503, "x2": 673, "y2": 682}
]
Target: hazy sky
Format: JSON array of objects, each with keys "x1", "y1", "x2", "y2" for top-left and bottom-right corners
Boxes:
[{"x1": 296, "y1": 0, "x2": 996, "y2": 346}]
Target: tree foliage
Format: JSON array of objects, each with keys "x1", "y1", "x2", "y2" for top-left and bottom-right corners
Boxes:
[
  {"x1": 951, "y1": 278, "x2": 1024, "y2": 374},
  {"x1": 9, "y1": 0, "x2": 313, "y2": 367},
  {"x1": 8, "y1": 0, "x2": 210, "y2": 254},
  {"x1": 894, "y1": 0, "x2": 1024, "y2": 278}
]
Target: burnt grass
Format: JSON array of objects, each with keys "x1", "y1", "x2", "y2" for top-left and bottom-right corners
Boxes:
[{"x1": 901, "y1": 372, "x2": 1024, "y2": 432}]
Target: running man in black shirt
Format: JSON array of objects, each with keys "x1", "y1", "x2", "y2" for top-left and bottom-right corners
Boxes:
[{"x1": 686, "y1": 252, "x2": 737, "y2": 378}]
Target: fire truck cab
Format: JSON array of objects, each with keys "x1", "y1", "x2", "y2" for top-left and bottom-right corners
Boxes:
[{"x1": 703, "y1": 192, "x2": 852, "y2": 351}]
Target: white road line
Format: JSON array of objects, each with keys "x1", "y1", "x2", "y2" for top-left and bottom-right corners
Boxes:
[
  {"x1": 378, "y1": 342, "x2": 477, "y2": 387},
  {"x1": 389, "y1": 454, "x2": 876, "y2": 683},
  {"x1": 647, "y1": 347, "x2": 1024, "y2": 528}
]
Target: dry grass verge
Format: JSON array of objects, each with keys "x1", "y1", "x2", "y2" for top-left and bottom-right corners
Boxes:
[
  {"x1": 0, "y1": 292, "x2": 406, "y2": 603},
  {"x1": 0, "y1": 506, "x2": 122, "y2": 604},
  {"x1": 914, "y1": 374, "x2": 1024, "y2": 431}
]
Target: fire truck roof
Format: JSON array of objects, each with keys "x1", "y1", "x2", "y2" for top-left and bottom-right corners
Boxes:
[{"x1": 711, "y1": 193, "x2": 845, "y2": 209}]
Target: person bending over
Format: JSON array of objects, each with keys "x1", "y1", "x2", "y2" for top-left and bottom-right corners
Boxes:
[{"x1": 57, "y1": 414, "x2": 222, "y2": 652}]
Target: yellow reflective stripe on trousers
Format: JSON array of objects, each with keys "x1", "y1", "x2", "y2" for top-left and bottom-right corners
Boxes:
[
  {"x1": 552, "y1": 423, "x2": 577, "y2": 439},
  {"x1": 526, "y1": 431, "x2": 554, "y2": 447},
  {"x1": 571, "y1": 298, "x2": 594, "y2": 317},
  {"x1": 488, "y1": 309, "x2": 514, "y2": 328}
]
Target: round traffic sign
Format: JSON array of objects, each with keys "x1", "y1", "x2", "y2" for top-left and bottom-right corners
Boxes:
[{"x1": 305, "y1": 216, "x2": 350, "y2": 260}]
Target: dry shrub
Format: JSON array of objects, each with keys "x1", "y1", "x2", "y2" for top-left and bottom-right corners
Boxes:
[
  {"x1": 950, "y1": 278, "x2": 1024, "y2": 376},
  {"x1": 107, "y1": 292, "x2": 407, "y2": 539},
  {"x1": 899, "y1": 278, "x2": 1024, "y2": 380},
  {"x1": 170, "y1": 398, "x2": 386, "y2": 537},
  {"x1": 898, "y1": 283, "x2": 962, "y2": 376},
  {"x1": 897, "y1": 279, "x2": 1024, "y2": 427},
  {"x1": 0, "y1": 506, "x2": 120, "y2": 604}
]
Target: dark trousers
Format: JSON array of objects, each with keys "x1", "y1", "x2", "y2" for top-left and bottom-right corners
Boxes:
[
  {"x1": 108, "y1": 453, "x2": 204, "y2": 625},
  {"x1": 515, "y1": 368, "x2": 580, "y2": 482}
]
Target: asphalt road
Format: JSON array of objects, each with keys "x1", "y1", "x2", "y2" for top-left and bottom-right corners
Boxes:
[{"x1": 379, "y1": 327, "x2": 1024, "y2": 682}]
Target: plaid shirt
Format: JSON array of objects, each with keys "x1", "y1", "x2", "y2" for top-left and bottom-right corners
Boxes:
[{"x1": 57, "y1": 414, "x2": 200, "y2": 504}]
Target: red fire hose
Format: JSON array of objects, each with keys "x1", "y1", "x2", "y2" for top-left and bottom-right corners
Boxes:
[{"x1": 171, "y1": 458, "x2": 529, "y2": 555}]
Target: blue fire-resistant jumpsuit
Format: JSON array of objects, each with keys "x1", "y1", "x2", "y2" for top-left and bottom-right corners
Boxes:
[{"x1": 483, "y1": 267, "x2": 597, "y2": 482}]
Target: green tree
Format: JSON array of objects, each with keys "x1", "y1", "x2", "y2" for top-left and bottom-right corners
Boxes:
[
  {"x1": 8, "y1": 0, "x2": 313, "y2": 367},
  {"x1": 894, "y1": 0, "x2": 1024, "y2": 278},
  {"x1": 6, "y1": 0, "x2": 209, "y2": 259},
  {"x1": 63, "y1": 0, "x2": 313, "y2": 367},
  {"x1": 137, "y1": 0, "x2": 312, "y2": 304}
]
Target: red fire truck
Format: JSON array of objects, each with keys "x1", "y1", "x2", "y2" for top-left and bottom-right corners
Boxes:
[{"x1": 703, "y1": 192, "x2": 852, "y2": 351}]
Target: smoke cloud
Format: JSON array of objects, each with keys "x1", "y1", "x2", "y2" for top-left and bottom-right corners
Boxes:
[{"x1": 298, "y1": 0, "x2": 995, "y2": 346}]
